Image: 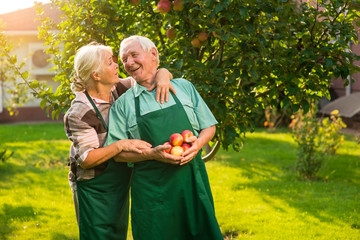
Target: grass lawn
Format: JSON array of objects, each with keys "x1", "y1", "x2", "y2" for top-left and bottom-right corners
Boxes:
[{"x1": 0, "y1": 123, "x2": 359, "y2": 239}]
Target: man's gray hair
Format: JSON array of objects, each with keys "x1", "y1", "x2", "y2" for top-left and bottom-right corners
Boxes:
[{"x1": 119, "y1": 35, "x2": 160, "y2": 66}]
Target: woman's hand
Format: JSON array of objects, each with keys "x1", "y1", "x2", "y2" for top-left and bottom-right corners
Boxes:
[
  {"x1": 117, "y1": 139, "x2": 152, "y2": 153},
  {"x1": 148, "y1": 68, "x2": 176, "y2": 104},
  {"x1": 180, "y1": 136, "x2": 200, "y2": 165},
  {"x1": 149, "y1": 145, "x2": 183, "y2": 165}
]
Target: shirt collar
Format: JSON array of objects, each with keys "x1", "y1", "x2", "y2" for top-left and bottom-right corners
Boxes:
[
  {"x1": 133, "y1": 82, "x2": 149, "y2": 97},
  {"x1": 74, "y1": 91, "x2": 112, "y2": 105}
]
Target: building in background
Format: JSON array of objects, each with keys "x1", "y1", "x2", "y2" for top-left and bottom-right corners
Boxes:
[{"x1": 0, "y1": 3, "x2": 62, "y2": 123}]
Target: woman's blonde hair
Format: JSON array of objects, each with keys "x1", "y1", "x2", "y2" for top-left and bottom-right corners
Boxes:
[
  {"x1": 71, "y1": 42, "x2": 113, "y2": 92},
  {"x1": 119, "y1": 35, "x2": 160, "y2": 66}
]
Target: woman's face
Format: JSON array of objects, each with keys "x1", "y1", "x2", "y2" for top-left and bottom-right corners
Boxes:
[{"x1": 97, "y1": 50, "x2": 119, "y2": 86}]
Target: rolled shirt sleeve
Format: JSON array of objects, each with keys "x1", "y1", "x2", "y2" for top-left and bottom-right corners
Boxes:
[
  {"x1": 66, "y1": 113, "x2": 100, "y2": 165},
  {"x1": 184, "y1": 80, "x2": 218, "y2": 130}
]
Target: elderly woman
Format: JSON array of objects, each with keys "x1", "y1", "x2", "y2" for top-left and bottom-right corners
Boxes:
[{"x1": 64, "y1": 42, "x2": 181, "y2": 240}]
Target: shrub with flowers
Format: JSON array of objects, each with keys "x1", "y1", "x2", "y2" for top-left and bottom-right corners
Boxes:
[{"x1": 289, "y1": 108, "x2": 346, "y2": 180}]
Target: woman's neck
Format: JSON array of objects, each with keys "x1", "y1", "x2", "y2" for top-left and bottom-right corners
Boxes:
[{"x1": 86, "y1": 84, "x2": 112, "y2": 102}]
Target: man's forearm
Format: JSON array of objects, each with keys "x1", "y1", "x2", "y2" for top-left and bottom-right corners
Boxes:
[{"x1": 196, "y1": 125, "x2": 216, "y2": 150}]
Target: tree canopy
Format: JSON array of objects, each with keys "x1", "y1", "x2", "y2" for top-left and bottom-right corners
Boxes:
[{"x1": 1, "y1": 0, "x2": 360, "y2": 150}]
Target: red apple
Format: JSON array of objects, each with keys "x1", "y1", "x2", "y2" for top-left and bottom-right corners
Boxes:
[
  {"x1": 181, "y1": 143, "x2": 191, "y2": 151},
  {"x1": 191, "y1": 37, "x2": 202, "y2": 48},
  {"x1": 157, "y1": 0, "x2": 171, "y2": 13},
  {"x1": 163, "y1": 142, "x2": 172, "y2": 153},
  {"x1": 197, "y1": 32, "x2": 209, "y2": 42},
  {"x1": 181, "y1": 130, "x2": 194, "y2": 143},
  {"x1": 130, "y1": 0, "x2": 140, "y2": 5},
  {"x1": 166, "y1": 28, "x2": 177, "y2": 40},
  {"x1": 171, "y1": 146, "x2": 184, "y2": 156},
  {"x1": 173, "y1": 0, "x2": 184, "y2": 11},
  {"x1": 169, "y1": 133, "x2": 183, "y2": 146}
]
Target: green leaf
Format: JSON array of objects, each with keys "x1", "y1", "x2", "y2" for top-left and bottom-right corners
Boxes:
[
  {"x1": 21, "y1": 71, "x2": 29, "y2": 80},
  {"x1": 9, "y1": 55, "x2": 17, "y2": 64},
  {"x1": 301, "y1": 99, "x2": 310, "y2": 114},
  {"x1": 40, "y1": 99, "x2": 47, "y2": 109},
  {"x1": 280, "y1": 97, "x2": 290, "y2": 108}
]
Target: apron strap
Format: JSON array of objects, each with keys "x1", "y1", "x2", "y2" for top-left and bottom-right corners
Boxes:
[
  {"x1": 135, "y1": 91, "x2": 180, "y2": 118},
  {"x1": 85, "y1": 90, "x2": 116, "y2": 131}
]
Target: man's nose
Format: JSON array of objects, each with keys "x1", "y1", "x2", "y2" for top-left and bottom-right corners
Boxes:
[{"x1": 126, "y1": 56, "x2": 135, "y2": 65}]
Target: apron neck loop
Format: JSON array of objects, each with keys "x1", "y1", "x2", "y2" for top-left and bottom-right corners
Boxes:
[
  {"x1": 84, "y1": 90, "x2": 111, "y2": 131},
  {"x1": 135, "y1": 91, "x2": 180, "y2": 118}
]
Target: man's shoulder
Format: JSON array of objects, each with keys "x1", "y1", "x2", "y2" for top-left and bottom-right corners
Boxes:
[
  {"x1": 172, "y1": 78, "x2": 194, "y2": 89},
  {"x1": 171, "y1": 78, "x2": 197, "y2": 95},
  {"x1": 114, "y1": 86, "x2": 135, "y2": 106},
  {"x1": 172, "y1": 78, "x2": 190, "y2": 84}
]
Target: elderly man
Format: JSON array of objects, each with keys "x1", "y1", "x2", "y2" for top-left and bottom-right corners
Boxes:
[{"x1": 105, "y1": 35, "x2": 223, "y2": 240}]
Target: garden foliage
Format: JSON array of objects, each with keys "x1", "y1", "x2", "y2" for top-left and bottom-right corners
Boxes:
[{"x1": 0, "y1": 0, "x2": 360, "y2": 150}]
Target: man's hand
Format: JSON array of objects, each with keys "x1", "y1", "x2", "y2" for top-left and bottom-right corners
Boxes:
[
  {"x1": 180, "y1": 136, "x2": 201, "y2": 165},
  {"x1": 150, "y1": 145, "x2": 183, "y2": 165},
  {"x1": 147, "y1": 68, "x2": 176, "y2": 104}
]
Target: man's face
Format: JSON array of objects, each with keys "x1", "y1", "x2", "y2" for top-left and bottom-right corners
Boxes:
[{"x1": 120, "y1": 41, "x2": 157, "y2": 83}]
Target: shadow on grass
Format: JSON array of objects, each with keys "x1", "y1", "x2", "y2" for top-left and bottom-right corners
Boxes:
[
  {"x1": 51, "y1": 233, "x2": 77, "y2": 240},
  {"x1": 0, "y1": 204, "x2": 37, "y2": 239},
  {"x1": 214, "y1": 134, "x2": 360, "y2": 229},
  {"x1": 0, "y1": 162, "x2": 44, "y2": 190}
]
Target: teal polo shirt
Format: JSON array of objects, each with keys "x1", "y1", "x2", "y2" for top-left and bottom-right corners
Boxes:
[{"x1": 105, "y1": 78, "x2": 218, "y2": 145}]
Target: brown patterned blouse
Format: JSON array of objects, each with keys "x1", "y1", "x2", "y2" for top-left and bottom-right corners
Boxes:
[{"x1": 64, "y1": 78, "x2": 133, "y2": 182}]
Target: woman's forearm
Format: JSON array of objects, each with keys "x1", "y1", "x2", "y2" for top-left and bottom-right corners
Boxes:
[
  {"x1": 113, "y1": 150, "x2": 152, "y2": 163},
  {"x1": 81, "y1": 139, "x2": 152, "y2": 168},
  {"x1": 114, "y1": 144, "x2": 182, "y2": 165},
  {"x1": 81, "y1": 142, "x2": 122, "y2": 169}
]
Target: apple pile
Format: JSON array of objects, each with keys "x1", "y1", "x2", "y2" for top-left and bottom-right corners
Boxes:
[{"x1": 163, "y1": 130, "x2": 194, "y2": 156}]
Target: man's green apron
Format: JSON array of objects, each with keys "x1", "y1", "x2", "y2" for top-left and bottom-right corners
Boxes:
[
  {"x1": 131, "y1": 92, "x2": 223, "y2": 240},
  {"x1": 76, "y1": 91, "x2": 132, "y2": 240}
]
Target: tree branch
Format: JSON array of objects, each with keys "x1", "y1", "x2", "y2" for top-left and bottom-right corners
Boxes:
[{"x1": 217, "y1": 40, "x2": 225, "y2": 68}]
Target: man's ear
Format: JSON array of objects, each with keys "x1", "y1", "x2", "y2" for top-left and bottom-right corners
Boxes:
[{"x1": 150, "y1": 47, "x2": 158, "y2": 61}]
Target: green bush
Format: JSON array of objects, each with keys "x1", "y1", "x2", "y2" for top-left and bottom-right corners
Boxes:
[{"x1": 290, "y1": 108, "x2": 346, "y2": 179}]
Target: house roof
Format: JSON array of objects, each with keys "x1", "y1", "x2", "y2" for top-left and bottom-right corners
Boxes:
[
  {"x1": 319, "y1": 92, "x2": 360, "y2": 118},
  {"x1": 0, "y1": 3, "x2": 62, "y2": 31}
]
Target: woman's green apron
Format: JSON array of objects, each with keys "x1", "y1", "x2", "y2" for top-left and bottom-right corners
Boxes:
[
  {"x1": 131, "y1": 92, "x2": 223, "y2": 240},
  {"x1": 75, "y1": 91, "x2": 132, "y2": 240}
]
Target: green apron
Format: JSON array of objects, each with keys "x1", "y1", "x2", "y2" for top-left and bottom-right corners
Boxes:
[
  {"x1": 76, "y1": 91, "x2": 132, "y2": 240},
  {"x1": 131, "y1": 92, "x2": 223, "y2": 240}
]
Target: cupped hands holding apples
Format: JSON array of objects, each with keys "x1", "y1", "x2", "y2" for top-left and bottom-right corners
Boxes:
[{"x1": 161, "y1": 130, "x2": 200, "y2": 165}]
